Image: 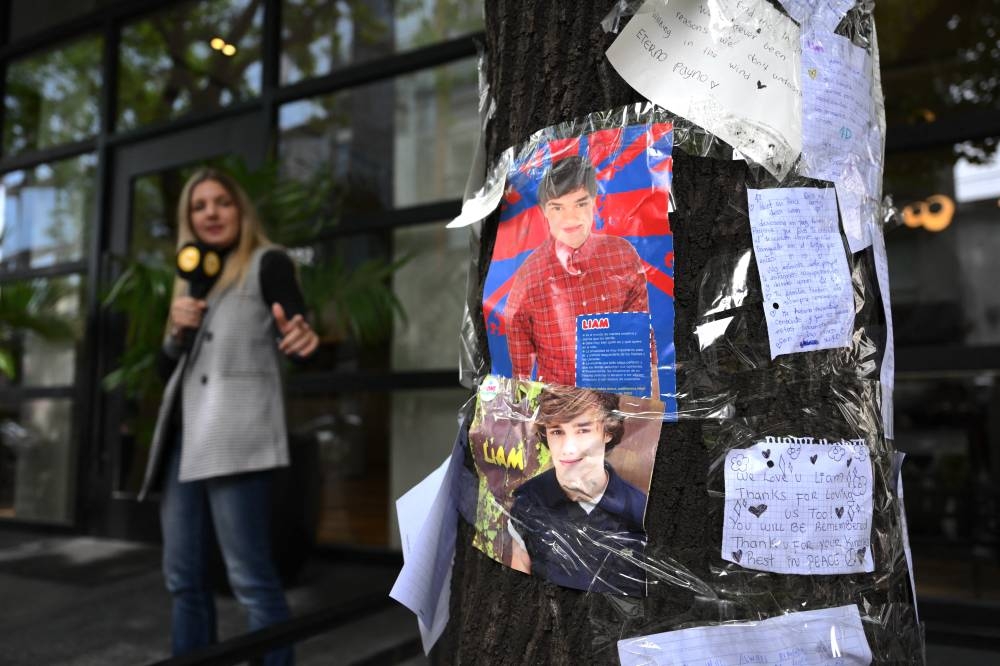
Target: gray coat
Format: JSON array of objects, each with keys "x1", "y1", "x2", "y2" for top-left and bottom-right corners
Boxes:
[{"x1": 139, "y1": 247, "x2": 289, "y2": 500}]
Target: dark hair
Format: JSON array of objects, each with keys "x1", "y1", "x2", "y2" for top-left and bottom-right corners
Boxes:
[
  {"x1": 534, "y1": 385, "x2": 625, "y2": 452},
  {"x1": 537, "y1": 155, "x2": 597, "y2": 207}
]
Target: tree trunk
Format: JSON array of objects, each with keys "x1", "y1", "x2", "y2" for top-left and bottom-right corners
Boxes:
[{"x1": 436, "y1": 2, "x2": 920, "y2": 663}]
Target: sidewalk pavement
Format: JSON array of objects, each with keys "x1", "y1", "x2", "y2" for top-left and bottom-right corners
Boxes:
[
  {"x1": 0, "y1": 528, "x2": 424, "y2": 665},
  {"x1": 1, "y1": 528, "x2": 997, "y2": 665}
]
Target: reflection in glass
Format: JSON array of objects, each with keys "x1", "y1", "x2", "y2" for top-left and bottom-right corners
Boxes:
[
  {"x1": 279, "y1": 57, "x2": 479, "y2": 211},
  {"x1": 282, "y1": 388, "x2": 468, "y2": 548},
  {"x1": 391, "y1": 223, "x2": 467, "y2": 371},
  {"x1": 876, "y1": 5, "x2": 1000, "y2": 127},
  {"x1": 0, "y1": 399, "x2": 75, "y2": 523},
  {"x1": 118, "y1": 0, "x2": 263, "y2": 131},
  {"x1": 0, "y1": 155, "x2": 97, "y2": 273},
  {"x1": 281, "y1": 233, "x2": 393, "y2": 376},
  {"x1": 388, "y1": 388, "x2": 469, "y2": 549},
  {"x1": 130, "y1": 167, "x2": 202, "y2": 264},
  {"x1": 3, "y1": 35, "x2": 102, "y2": 155},
  {"x1": 285, "y1": 391, "x2": 391, "y2": 547},
  {"x1": 895, "y1": 374, "x2": 1000, "y2": 601},
  {"x1": 281, "y1": 0, "x2": 483, "y2": 85},
  {"x1": 0, "y1": 276, "x2": 82, "y2": 389},
  {"x1": 884, "y1": 140, "x2": 1000, "y2": 347},
  {"x1": 9, "y1": 1, "x2": 115, "y2": 42}
]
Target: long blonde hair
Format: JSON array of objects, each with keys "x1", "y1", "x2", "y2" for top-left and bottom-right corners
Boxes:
[{"x1": 170, "y1": 168, "x2": 273, "y2": 305}]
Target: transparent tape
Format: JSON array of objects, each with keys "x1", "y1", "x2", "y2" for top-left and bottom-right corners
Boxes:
[
  {"x1": 461, "y1": 103, "x2": 891, "y2": 423},
  {"x1": 467, "y1": 377, "x2": 699, "y2": 597},
  {"x1": 453, "y1": 374, "x2": 920, "y2": 661},
  {"x1": 443, "y1": 0, "x2": 918, "y2": 662},
  {"x1": 462, "y1": 102, "x2": 740, "y2": 418}
]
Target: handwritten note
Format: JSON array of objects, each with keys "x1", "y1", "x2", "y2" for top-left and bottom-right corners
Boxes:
[
  {"x1": 779, "y1": 0, "x2": 854, "y2": 32},
  {"x1": 872, "y1": 224, "x2": 894, "y2": 439},
  {"x1": 723, "y1": 437, "x2": 874, "y2": 575},
  {"x1": 619, "y1": 604, "x2": 873, "y2": 665},
  {"x1": 748, "y1": 187, "x2": 854, "y2": 359},
  {"x1": 606, "y1": 0, "x2": 801, "y2": 179},
  {"x1": 800, "y1": 31, "x2": 881, "y2": 252}
]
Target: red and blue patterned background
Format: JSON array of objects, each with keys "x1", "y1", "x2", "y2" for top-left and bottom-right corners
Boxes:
[{"x1": 483, "y1": 121, "x2": 677, "y2": 414}]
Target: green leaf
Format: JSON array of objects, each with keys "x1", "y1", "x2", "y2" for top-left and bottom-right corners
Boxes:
[{"x1": 0, "y1": 349, "x2": 16, "y2": 380}]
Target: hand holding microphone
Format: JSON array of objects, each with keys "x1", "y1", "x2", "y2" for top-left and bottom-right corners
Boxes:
[{"x1": 170, "y1": 242, "x2": 223, "y2": 349}]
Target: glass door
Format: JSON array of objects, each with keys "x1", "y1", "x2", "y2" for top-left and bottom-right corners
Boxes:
[{"x1": 96, "y1": 113, "x2": 265, "y2": 539}]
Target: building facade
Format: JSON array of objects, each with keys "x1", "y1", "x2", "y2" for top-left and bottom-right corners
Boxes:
[{"x1": 0, "y1": 0, "x2": 997, "y2": 608}]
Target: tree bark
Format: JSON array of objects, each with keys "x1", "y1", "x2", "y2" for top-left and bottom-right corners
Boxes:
[{"x1": 437, "y1": 2, "x2": 921, "y2": 663}]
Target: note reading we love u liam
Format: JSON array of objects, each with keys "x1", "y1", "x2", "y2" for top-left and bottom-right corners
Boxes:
[{"x1": 723, "y1": 437, "x2": 874, "y2": 575}]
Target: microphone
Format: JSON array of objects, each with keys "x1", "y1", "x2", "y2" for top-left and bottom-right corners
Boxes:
[{"x1": 175, "y1": 242, "x2": 224, "y2": 349}]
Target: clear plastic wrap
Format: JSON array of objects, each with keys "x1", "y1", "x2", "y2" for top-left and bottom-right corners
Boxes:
[
  {"x1": 469, "y1": 378, "x2": 665, "y2": 596},
  {"x1": 433, "y1": 0, "x2": 921, "y2": 663}
]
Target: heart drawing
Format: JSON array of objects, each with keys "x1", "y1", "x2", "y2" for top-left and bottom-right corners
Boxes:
[
  {"x1": 847, "y1": 458, "x2": 853, "y2": 467},
  {"x1": 810, "y1": 454, "x2": 819, "y2": 464},
  {"x1": 808, "y1": 67, "x2": 818, "y2": 79},
  {"x1": 835, "y1": 507, "x2": 845, "y2": 519},
  {"x1": 732, "y1": 549, "x2": 743, "y2": 563},
  {"x1": 856, "y1": 547, "x2": 867, "y2": 561},
  {"x1": 761, "y1": 448, "x2": 771, "y2": 459},
  {"x1": 749, "y1": 504, "x2": 768, "y2": 518}
]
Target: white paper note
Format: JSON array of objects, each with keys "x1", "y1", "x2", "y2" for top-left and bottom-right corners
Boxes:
[
  {"x1": 618, "y1": 604, "x2": 873, "y2": 665},
  {"x1": 748, "y1": 187, "x2": 854, "y2": 359},
  {"x1": 606, "y1": 0, "x2": 801, "y2": 180},
  {"x1": 800, "y1": 31, "x2": 880, "y2": 252},
  {"x1": 722, "y1": 437, "x2": 874, "y2": 575},
  {"x1": 389, "y1": 444, "x2": 462, "y2": 653},
  {"x1": 871, "y1": 224, "x2": 894, "y2": 439},
  {"x1": 779, "y1": 0, "x2": 854, "y2": 32}
]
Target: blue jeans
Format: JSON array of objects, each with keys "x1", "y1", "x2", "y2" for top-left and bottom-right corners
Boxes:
[{"x1": 160, "y1": 444, "x2": 294, "y2": 665}]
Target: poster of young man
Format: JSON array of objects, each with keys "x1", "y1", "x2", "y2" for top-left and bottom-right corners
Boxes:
[
  {"x1": 482, "y1": 119, "x2": 675, "y2": 410},
  {"x1": 469, "y1": 376, "x2": 663, "y2": 596}
]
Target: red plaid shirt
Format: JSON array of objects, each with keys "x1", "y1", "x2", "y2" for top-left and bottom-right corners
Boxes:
[{"x1": 505, "y1": 234, "x2": 650, "y2": 385}]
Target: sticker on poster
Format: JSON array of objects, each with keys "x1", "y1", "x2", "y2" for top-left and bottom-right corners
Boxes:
[
  {"x1": 722, "y1": 437, "x2": 874, "y2": 575},
  {"x1": 606, "y1": 0, "x2": 802, "y2": 180},
  {"x1": 482, "y1": 116, "x2": 675, "y2": 411},
  {"x1": 468, "y1": 377, "x2": 663, "y2": 596}
]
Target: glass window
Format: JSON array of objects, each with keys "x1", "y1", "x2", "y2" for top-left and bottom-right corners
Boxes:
[
  {"x1": 388, "y1": 388, "x2": 469, "y2": 549},
  {"x1": 285, "y1": 390, "x2": 391, "y2": 547},
  {"x1": 3, "y1": 35, "x2": 102, "y2": 156},
  {"x1": 284, "y1": 387, "x2": 467, "y2": 548},
  {"x1": 391, "y1": 223, "x2": 468, "y2": 372},
  {"x1": 0, "y1": 154, "x2": 97, "y2": 273},
  {"x1": 0, "y1": 275, "x2": 83, "y2": 389},
  {"x1": 129, "y1": 166, "x2": 202, "y2": 263},
  {"x1": 0, "y1": 399, "x2": 75, "y2": 523},
  {"x1": 278, "y1": 57, "x2": 480, "y2": 212},
  {"x1": 281, "y1": 0, "x2": 483, "y2": 85},
  {"x1": 876, "y1": 5, "x2": 1000, "y2": 132},
  {"x1": 895, "y1": 374, "x2": 1000, "y2": 602},
  {"x1": 281, "y1": 233, "x2": 393, "y2": 374},
  {"x1": 117, "y1": 0, "x2": 263, "y2": 131},
  {"x1": 883, "y1": 140, "x2": 1000, "y2": 347}
]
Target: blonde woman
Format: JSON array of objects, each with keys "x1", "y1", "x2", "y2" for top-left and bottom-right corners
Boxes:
[{"x1": 139, "y1": 168, "x2": 317, "y2": 665}]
